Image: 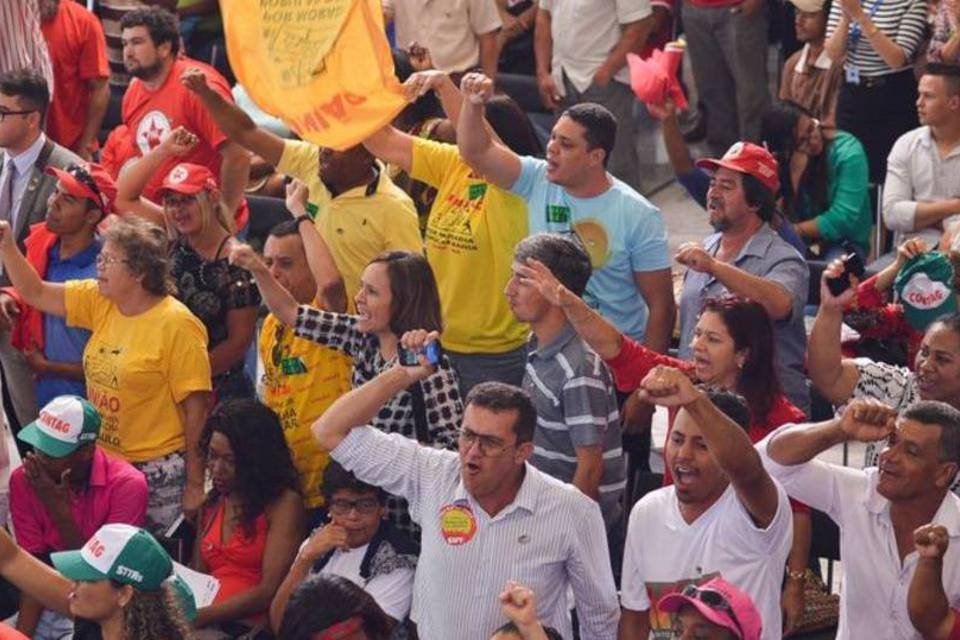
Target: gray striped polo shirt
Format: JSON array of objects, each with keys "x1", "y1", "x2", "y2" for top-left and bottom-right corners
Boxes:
[{"x1": 522, "y1": 324, "x2": 626, "y2": 527}]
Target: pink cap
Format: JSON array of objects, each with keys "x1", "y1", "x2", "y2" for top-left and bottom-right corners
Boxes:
[
  {"x1": 657, "y1": 577, "x2": 763, "y2": 640},
  {"x1": 696, "y1": 142, "x2": 780, "y2": 195},
  {"x1": 158, "y1": 163, "x2": 217, "y2": 196}
]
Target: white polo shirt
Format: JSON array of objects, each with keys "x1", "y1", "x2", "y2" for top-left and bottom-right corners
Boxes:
[
  {"x1": 539, "y1": 0, "x2": 652, "y2": 94},
  {"x1": 620, "y1": 483, "x2": 793, "y2": 640},
  {"x1": 384, "y1": 0, "x2": 502, "y2": 74},
  {"x1": 758, "y1": 425, "x2": 960, "y2": 640},
  {"x1": 331, "y1": 426, "x2": 620, "y2": 640}
]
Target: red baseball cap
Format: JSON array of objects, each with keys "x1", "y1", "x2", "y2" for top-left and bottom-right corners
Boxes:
[
  {"x1": 696, "y1": 142, "x2": 780, "y2": 195},
  {"x1": 45, "y1": 163, "x2": 117, "y2": 215},
  {"x1": 658, "y1": 577, "x2": 763, "y2": 640},
  {"x1": 158, "y1": 163, "x2": 218, "y2": 196}
]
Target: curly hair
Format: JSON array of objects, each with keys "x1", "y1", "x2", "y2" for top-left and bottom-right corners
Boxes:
[
  {"x1": 699, "y1": 295, "x2": 783, "y2": 425},
  {"x1": 121, "y1": 583, "x2": 190, "y2": 640},
  {"x1": 120, "y1": 7, "x2": 180, "y2": 57},
  {"x1": 102, "y1": 217, "x2": 175, "y2": 297},
  {"x1": 200, "y1": 399, "x2": 301, "y2": 535}
]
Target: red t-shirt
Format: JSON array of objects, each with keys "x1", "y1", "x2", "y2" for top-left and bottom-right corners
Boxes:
[
  {"x1": 40, "y1": 0, "x2": 109, "y2": 152},
  {"x1": 0, "y1": 624, "x2": 28, "y2": 640},
  {"x1": 122, "y1": 57, "x2": 248, "y2": 229},
  {"x1": 949, "y1": 611, "x2": 960, "y2": 640}
]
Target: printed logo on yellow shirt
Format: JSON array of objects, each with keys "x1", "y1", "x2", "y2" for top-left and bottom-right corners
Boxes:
[{"x1": 84, "y1": 343, "x2": 124, "y2": 449}]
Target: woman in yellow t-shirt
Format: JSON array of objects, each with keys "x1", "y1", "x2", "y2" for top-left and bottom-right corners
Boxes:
[{"x1": 0, "y1": 217, "x2": 212, "y2": 535}]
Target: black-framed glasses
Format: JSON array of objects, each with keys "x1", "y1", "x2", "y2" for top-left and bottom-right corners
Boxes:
[
  {"x1": 0, "y1": 109, "x2": 36, "y2": 122},
  {"x1": 679, "y1": 584, "x2": 744, "y2": 638},
  {"x1": 328, "y1": 497, "x2": 381, "y2": 516},
  {"x1": 458, "y1": 427, "x2": 513, "y2": 457}
]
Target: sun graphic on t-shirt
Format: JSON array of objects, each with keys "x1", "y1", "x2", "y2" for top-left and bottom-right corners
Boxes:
[{"x1": 572, "y1": 218, "x2": 610, "y2": 268}]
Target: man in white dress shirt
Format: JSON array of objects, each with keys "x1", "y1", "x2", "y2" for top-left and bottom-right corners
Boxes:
[
  {"x1": 312, "y1": 332, "x2": 620, "y2": 640},
  {"x1": 758, "y1": 398, "x2": 960, "y2": 639}
]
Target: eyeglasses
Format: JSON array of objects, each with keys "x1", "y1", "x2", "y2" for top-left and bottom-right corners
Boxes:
[
  {"x1": 327, "y1": 497, "x2": 381, "y2": 516},
  {"x1": 0, "y1": 109, "x2": 36, "y2": 123},
  {"x1": 679, "y1": 584, "x2": 744, "y2": 638},
  {"x1": 458, "y1": 427, "x2": 513, "y2": 457},
  {"x1": 95, "y1": 253, "x2": 128, "y2": 268}
]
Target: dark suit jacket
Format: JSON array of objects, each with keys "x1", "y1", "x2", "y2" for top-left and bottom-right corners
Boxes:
[{"x1": 0, "y1": 137, "x2": 80, "y2": 284}]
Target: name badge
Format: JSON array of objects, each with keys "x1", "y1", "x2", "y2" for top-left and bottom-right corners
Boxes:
[{"x1": 844, "y1": 64, "x2": 860, "y2": 85}]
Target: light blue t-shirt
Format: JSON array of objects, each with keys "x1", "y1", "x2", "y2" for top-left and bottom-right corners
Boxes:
[{"x1": 511, "y1": 157, "x2": 670, "y2": 341}]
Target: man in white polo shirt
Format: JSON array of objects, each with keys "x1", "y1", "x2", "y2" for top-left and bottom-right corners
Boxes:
[
  {"x1": 618, "y1": 366, "x2": 792, "y2": 640},
  {"x1": 312, "y1": 334, "x2": 620, "y2": 640},
  {"x1": 758, "y1": 398, "x2": 960, "y2": 639}
]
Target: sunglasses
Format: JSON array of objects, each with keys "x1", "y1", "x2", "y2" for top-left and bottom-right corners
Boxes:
[
  {"x1": 680, "y1": 584, "x2": 744, "y2": 638},
  {"x1": 66, "y1": 164, "x2": 105, "y2": 210}
]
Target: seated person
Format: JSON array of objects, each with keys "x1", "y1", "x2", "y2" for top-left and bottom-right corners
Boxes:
[
  {"x1": 490, "y1": 582, "x2": 563, "y2": 640},
  {"x1": 0, "y1": 163, "x2": 111, "y2": 407},
  {"x1": 759, "y1": 399, "x2": 960, "y2": 638},
  {"x1": 761, "y1": 101, "x2": 871, "y2": 260},
  {"x1": 10, "y1": 396, "x2": 147, "y2": 639},
  {"x1": 269, "y1": 462, "x2": 418, "y2": 632},
  {"x1": 909, "y1": 523, "x2": 960, "y2": 639},
  {"x1": 658, "y1": 577, "x2": 763, "y2": 640},
  {"x1": 619, "y1": 368, "x2": 792, "y2": 639},
  {"x1": 192, "y1": 399, "x2": 305, "y2": 635},
  {"x1": 884, "y1": 64, "x2": 960, "y2": 256},
  {"x1": 778, "y1": 0, "x2": 842, "y2": 128},
  {"x1": 277, "y1": 573, "x2": 396, "y2": 640}
]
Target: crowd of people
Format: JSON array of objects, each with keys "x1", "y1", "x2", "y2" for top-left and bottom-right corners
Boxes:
[{"x1": 3, "y1": 0, "x2": 960, "y2": 639}]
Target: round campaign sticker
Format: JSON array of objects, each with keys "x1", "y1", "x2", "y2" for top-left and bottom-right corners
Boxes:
[{"x1": 439, "y1": 502, "x2": 477, "y2": 546}]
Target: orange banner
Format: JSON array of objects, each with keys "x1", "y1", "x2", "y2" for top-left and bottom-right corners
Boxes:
[{"x1": 221, "y1": 0, "x2": 406, "y2": 150}]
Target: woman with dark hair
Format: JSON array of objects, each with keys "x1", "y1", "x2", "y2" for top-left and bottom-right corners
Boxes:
[
  {"x1": 191, "y1": 398, "x2": 305, "y2": 637},
  {"x1": 0, "y1": 216, "x2": 211, "y2": 535},
  {"x1": 278, "y1": 574, "x2": 395, "y2": 640},
  {"x1": 361, "y1": 70, "x2": 542, "y2": 396},
  {"x1": 521, "y1": 260, "x2": 814, "y2": 634},
  {"x1": 116, "y1": 126, "x2": 261, "y2": 401},
  {"x1": 231, "y1": 245, "x2": 463, "y2": 539},
  {"x1": 761, "y1": 100, "x2": 872, "y2": 259}
]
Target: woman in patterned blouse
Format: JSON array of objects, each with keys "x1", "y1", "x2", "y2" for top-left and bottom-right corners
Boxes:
[
  {"x1": 232, "y1": 235, "x2": 464, "y2": 539},
  {"x1": 115, "y1": 126, "x2": 261, "y2": 401}
]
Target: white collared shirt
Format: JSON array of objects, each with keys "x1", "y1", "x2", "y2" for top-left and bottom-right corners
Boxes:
[
  {"x1": 331, "y1": 427, "x2": 620, "y2": 640},
  {"x1": 883, "y1": 126, "x2": 960, "y2": 248},
  {"x1": 0, "y1": 133, "x2": 47, "y2": 231},
  {"x1": 758, "y1": 425, "x2": 960, "y2": 640}
]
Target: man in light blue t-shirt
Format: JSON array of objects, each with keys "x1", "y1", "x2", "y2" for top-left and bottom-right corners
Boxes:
[{"x1": 456, "y1": 72, "x2": 675, "y2": 350}]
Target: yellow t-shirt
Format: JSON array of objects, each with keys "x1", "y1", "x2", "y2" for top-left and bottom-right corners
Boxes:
[
  {"x1": 65, "y1": 280, "x2": 212, "y2": 462},
  {"x1": 259, "y1": 309, "x2": 352, "y2": 508},
  {"x1": 277, "y1": 140, "x2": 423, "y2": 312},
  {"x1": 411, "y1": 138, "x2": 529, "y2": 353}
]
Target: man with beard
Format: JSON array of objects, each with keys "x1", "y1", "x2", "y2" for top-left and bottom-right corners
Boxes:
[
  {"x1": 674, "y1": 142, "x2": 810, "y2": 414},
  {"x1": 312, "y1": 347, "x2": 619, "y2": 640},
  {"x1": 758, "y1": 398, "x2": 960, "y2": 639},
  {"x1": 117, "y1": 7, "x2": 249, "y2": 229},
  {"x1": 618, "y1": 366, "x2": 792, "y2": 640}
]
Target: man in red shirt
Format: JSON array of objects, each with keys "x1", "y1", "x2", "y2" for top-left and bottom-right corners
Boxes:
[
  {"x1": 118, "y1": 7, "x2": 249, "y2": 229},
  {"x1": 38, "y1": 0, "x2": 109, "y2": 161}
]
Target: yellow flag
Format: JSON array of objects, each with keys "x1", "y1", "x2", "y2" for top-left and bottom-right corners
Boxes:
[{"x1": 221, "y1": 0, "x2": 406, "y2": 150}]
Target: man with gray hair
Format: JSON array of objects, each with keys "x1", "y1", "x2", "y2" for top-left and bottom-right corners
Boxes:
[
  {"x1": 758, "y1": 398, "x2": 960, "y2": 639},
  {"x1": 505, "y1": 232, "x2": 626, "y2": 531}
]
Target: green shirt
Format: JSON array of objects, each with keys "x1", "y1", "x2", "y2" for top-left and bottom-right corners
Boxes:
[{"x1": 805, "y1": 130, "x2": 872, "y2": 256}]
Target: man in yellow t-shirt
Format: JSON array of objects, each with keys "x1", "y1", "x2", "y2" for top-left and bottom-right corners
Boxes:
[
  {"x1": 362, "y1": 71, "x2": 530, "y2": 394},
  {"x1": 184, "y1": 73, "x2": 423, "y2": 312},
  {"x1": 256, "y1": 220, "x2": 352, "y2": 518}
]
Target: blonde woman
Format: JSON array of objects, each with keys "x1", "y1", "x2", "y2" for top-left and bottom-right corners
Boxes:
[{"x1": 116, "y1": 127, "x2": 260, "y2": 400}]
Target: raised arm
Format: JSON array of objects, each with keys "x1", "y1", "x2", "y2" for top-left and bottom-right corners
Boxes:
[
  {"x1": 0, "y1": 222, "x2": 66, "y2": 318},
  {"x1": 228, "y1": 244, "x2": 299, "y2": 326},
  {"x1": 807, "y1": 260, "x2": 862, "y2": 404},
  {"x1": 285, "y1": 182, "x2": 347, "y2": 312},
  {"x1": 0, "y1": 529, "x2": 71, "y2": 617},
  {"x1": 115, "y1": 126, "x2": 197, "y2": 224},
  {"x1": 638, "y1": 366, "x2": 780, "y2": 526},
  {"x1": 457, "y1": 73, "x2": 523, "y2": 190},
  {"x1": 909, "y1": 524, "x2": 957, "y2": 640},
  {"x1": 181, "y1": 67, "x2": 285, "y2": 168},
  {"x1": 767, "y1": 398, "x2": 896, "y2": 466}
]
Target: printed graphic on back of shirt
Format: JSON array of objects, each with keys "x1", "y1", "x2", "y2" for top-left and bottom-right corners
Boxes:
[{"x1": 646, "y1": 573, "x2": 719, "y2": 639}]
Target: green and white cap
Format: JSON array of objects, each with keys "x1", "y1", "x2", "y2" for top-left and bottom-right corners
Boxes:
[
  {"x1": 18, "y1": 395, "x2": 101, "y2": 458},
  {"x1": 51, "y1": 524, "x2": 173, "y2": 591}
]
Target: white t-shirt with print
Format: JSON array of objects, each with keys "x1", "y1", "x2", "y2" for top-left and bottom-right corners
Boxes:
[{"x1": 620, "y1": 483, "x2": 793, "y2": 640}]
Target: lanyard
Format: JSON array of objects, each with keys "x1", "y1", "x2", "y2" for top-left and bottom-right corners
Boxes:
[{"x1": 847, "y1": 0, "x2": 884, "y2": 53}]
